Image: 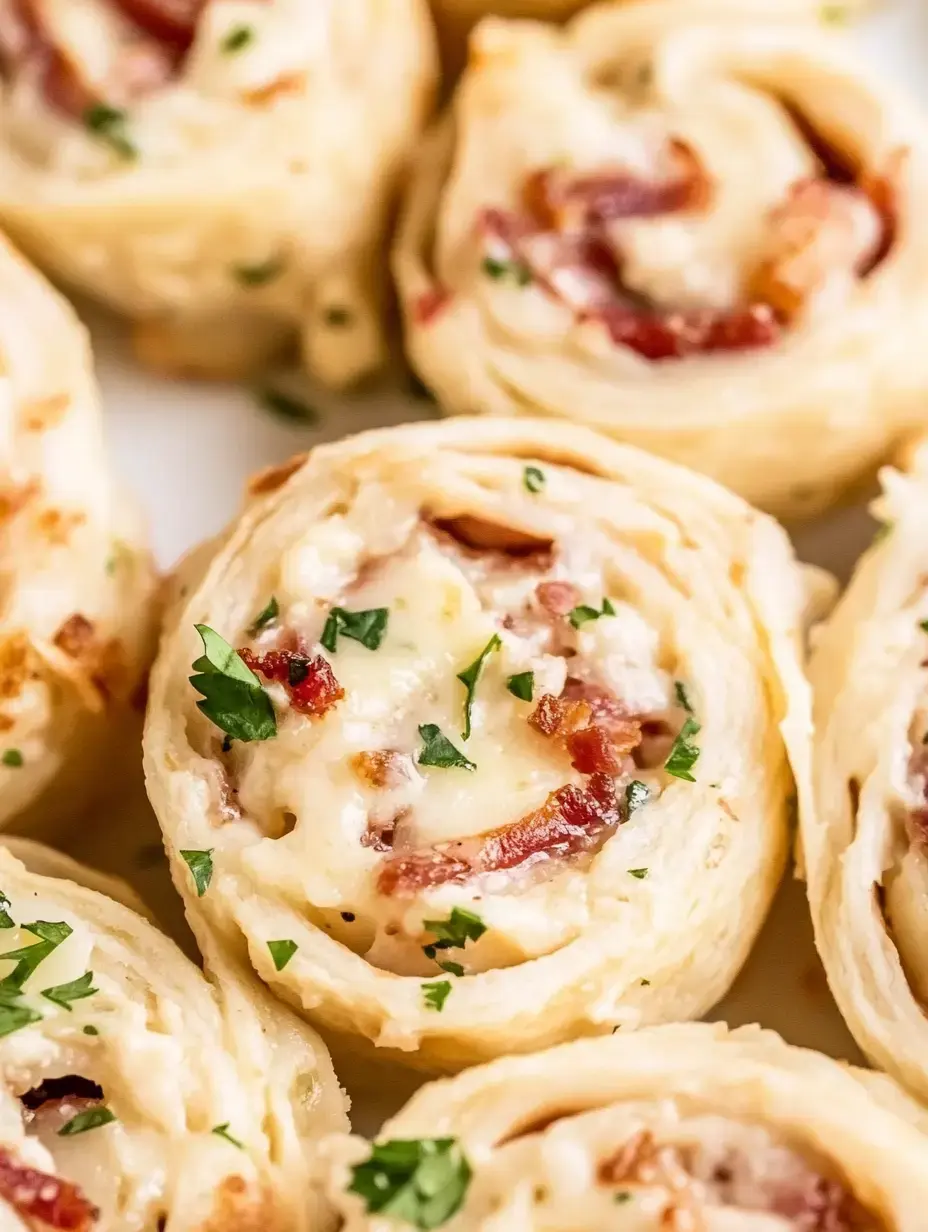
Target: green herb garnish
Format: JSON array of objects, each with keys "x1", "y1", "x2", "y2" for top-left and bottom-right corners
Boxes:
[
  {"x1": 348, "y1": 1138, "x2": 472, "y2": 1230},
  {"x1": 180, "y1": 850, "x2": 214, "y2": 897},
  {"x1": 82, "y1": 1024, "x2": 99, "y2": 1036},
  {"x1": 222, "y1": 23, "x2": 254, "y2": 51},
  {"x1": 259, "y1": 388, "x2": 319, "y2": 423},
  {"x1": 481, "y1": 256, "x2": 531, "y2": 286},
  {"x1": 0, "y1": 921, "x2": 72, "y2": 992},
  {"x1": 456, "y1": 635, "x2": 501, "y2": 740},
  {"x1": 625, "y1": 781, "x2": 649, "y2": 815},
  {"x1": 59, "y1": 1107, "x2": 116, "y2": 1137},
  {"x1": 628, "y1": 868, "x2": 648, "y2": 880},
  {"x1": 41, "y1": 971, "x2": 97, "y2": 1011},
  {"x1": 664, "y1": 716, "x2": 701, "y2": 782},
  {"x1": 83, "y1": 104, "x2": 136, "y2": 159},
  {"x1": 0, "y1": 892, "x2": 12, "y2": 929},
  {"x1": 422, "y1": 908, "x2": 486, "y2": 961},
  {"x1": 506, "y1": 671, "x2": 534, "y2": 702},
  {"x1": 1, "y1": 749, "x2": 22, "y2": 768},
  {"x1": 438, "y1": 961, "x2": 464, "y2": 977},
  {"x1": 249, "y1": 597, "x2": 279, "y2": 636},
  {"x1": 267, "y1": 940, "x2": 298, "y2": 971},
  {"x1": 213, "y1": 1123, "x2": 244, "y2": 1148},
  {"x1": 674, "y1": 681, "x2": 693, "y2": 713},
  {"x1": 417, "y1": 725, "x2": 476, "y2": 772},
  {"x1": 423, "y1": 980, "x2": 452, "y2": 1012},
  {"x1": 568, "y1": 598, "x2": 616, "y2": 629},
  {"x1": 0, "y1": 1000, "x2": 41, "y2": 1038},
  {"x1": 321, "y1": 607, "x2": 389, "y2": 654},
  {"x1": 190, "y1": 624, "x2": 277, "y2": 743},
  {"x1": 523, "y1": 466, "x2": 545, "y2": 494},
  {"x1": 233, "y1": 257, "x2": 283, "y2": 287}
]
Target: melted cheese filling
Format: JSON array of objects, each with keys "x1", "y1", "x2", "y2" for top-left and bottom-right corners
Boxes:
[{"x1": 211, "y1": 488, "x2": 678, "y2": 978}]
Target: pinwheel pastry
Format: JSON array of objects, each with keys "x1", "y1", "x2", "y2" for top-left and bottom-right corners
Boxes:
[
  {"x1": 0, "y1": 233, "x2": 155, "y2": 836},
  {"x1": 805, "y1": 439, "x2": 928, "y2": 1103},
  {"x1": 144, "y1": 417, "x2": 810, "y2": 1071},
  {"x1": 0, "y1": 839, "x2": 348, "y2": 1232},
  {"x1": 322, "y1": 1022, "x2": 928, "y2": 1232},
  {"x1": 395, "y1": 0, "x2": 928, "y2": 518},
  {"x1": 0, "y1": 0, "x2": 436, "y2": 386}
]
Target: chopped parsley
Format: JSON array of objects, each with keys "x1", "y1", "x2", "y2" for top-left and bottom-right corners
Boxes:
[
  {"x1": 417, "y1": 725, "x2": 476, "y2": 772},
  {"x1": 506, "y1": 671, "x2": 534, "y2": 702},
  {"x1": 456, "y1": 635, "x2": 501, "y2": 740},
  {"x1": 58, "y1": 1106, "x2": 116, "y2": 1137},
  {"x1": 0, "y1": 921, "x2": 72, "y2": 992},
  {"x1": 438, "y1": 961, "x2": 464, "y2": 977},
  {"x1": 873, "y1": 520, "x2": 893, "y2": 544},
  {"x1": 0, "y1": 893, "x2": 11, "y2": 929},
  {"x1": 0, "y1": 1000, "x2": 41, "y2": 1038},
  {"x1": 321, "y1": 607, "x2": 389, "y2": 654},
  {"x1": 625, "y1": 781, "x2": 649, "y2": 815},
  {"x1": 249, "y1": 597, "x2": 279, "y2": 636},
  {"x1": 614, "y1": 1191, "x2": 632, "y2": 1204},
  {"x1": 1, "y1": 749, "x2": 22, "y2": 768},
  {"x1": 222, "y1": 24, "x2": 253, "y2": 52},
  {"x1": 423, "y1": 980, "x2": 452, "y2": 1012},
  {"x1": 422, "y1": 908, "x2": 486, "y2": 961},
  {"x1": 627, "y1": 868, "x2": 648, "y2": 880},
  {"x1": 212, "y1": 1123, "x2": 244, "y2": 1148},
  {"x1": 83, "y1": 1024, "x2": 99, "y2": 1036},
  {"x1": 920, "y1": 619, "x2": 928, "y2": 633},
  {"x1": 569, "y1": 598, "x2": 616, "y2": 629},
  {"x1": 674, "y1": 681, "x2": 693, "y2": 713},
  {"x1": 259, "y1": 388, "x2": 319, "y2": 424},
  {"x1": 640, "y1": 978, "x2": 650, "y2": 987},
  {"x1": 83, "y1": 104, "x2": 136, "y2": 160},
  {"x1": 190, "y1": 624, "x2": 277, "y2": 742},
  {"x1": 41, "y1": 971, "x2": 97, "y2": 1011},
  {"x1": 267, "y1": 939, "x2": 298, "y2": 971},
  {"x1": 180, "y1": 850, "x2": 214, "y2": 897},
  {"x1": 348, "y1": 1138, "x2": 472, "y2": 1230},
  {"x1": 523, "y1": 466, "x2": 545, "y2": 494},
  {"x1": 481, "y1": 256, "x2": 531, "y2": 286},
  {"x1": 664, "y1": 716, "x2": 701, "y2": 782},
  {"x1": 233, "y1": 257, "x2": 283, "y2": 287}
]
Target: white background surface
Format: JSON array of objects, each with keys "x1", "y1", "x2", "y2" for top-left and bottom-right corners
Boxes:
[{"x1": 61, "y1": 0, "x2": 927, "y2": 1127}]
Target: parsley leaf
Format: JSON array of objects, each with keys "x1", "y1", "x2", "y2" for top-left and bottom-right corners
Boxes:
[
  {"x1": 423, "y1": 980, "x2": 452, "y2": 1012},
  {"x1": 348, "y1": 1138, "x2": 472, "y2": 1230},
  {"x1": 417, "y1": 725, "x2": 476, "y2": 772},
  {"x1": 222, "y1": 23, "x2": 254, "y2": 51},
  {"x1": 674, "y1": 681, "x2": 693, "y2": 713},
  {"x1": 664, "y1": 716, "x2": 701, "y2": 782},
  {"x1": 83, "y1": 1024, "x2": 99, "y2": 1036},
  {"x1": 0, "y1": 921, "x2": 72, "y2": 992},
  {"x1": 523, "y1": 466, "x2": 545, "y2": 494},
  {"x1": 213, "y1": 1123, "x2": 244, "y2": 1148},
  {"x1": 190, "y1": 624, "x2": 277, "y2": 742},
  {"x1": 41, "y1": 971, "x2": 97, "y2": 1011},
  {"x1": 0, "y1": 892, "x2": 12, "y2": 929},
  {"x1": 920, "y1": 619, "x2": 928, "y2": 633},
  {"x1": 180, "y1": 850, "x2": 214, "y2": 897},
  {"x1": 506, "y1": 671, "x2": 534, "y2": 702},
  {"x1": 1, "y1": 749, "x2": 22, "y2": 768},
  {"x1": 456, "y1": 635, "x2": 501, "y2": 740},
  {"x1": 568, "y1": 598, "x2": 616, "y2": 629},
  {"x1": 83, "y1": 104, "x2": 136, "y2": 159},
  {"x1": 59, "y1": 1106, "x2": 116, "y2": 1136},
  {"x1": 267, "y1": 940, "x2": 298, "y2": 971},
  {"x1": 628, "y1": 868, "x2": 648, "y2": 880},
  {"x1": 625, "y1": 781, "x2": 650, "y2": 815},
  {"x1": 233, "y1": 257, "x2": 283, "y2": 287},
  {"x1": 438, "y1": 961, "x2": 464, "y2": 977},
  {"x1": 481, "y1": 256, "x2": 531, "y2": 286},
  {"x1": 259, "y1": 388, "x2": 319, "y2": 423},
  {"x1": 422, "y1": 908, "x2": 486, "y2": 960},
  {"x1": 249, "y1": 597, "x2": 279, "y2": 636},
  {"x1": 321, "y1": 607, "x2": 389, "y2": 654},
  {"x1": 0, "y1": 1000, "x2": 41, "y2": 1038},
  {"x1": 615, "y1": 1191, "x2": 632, "y2": 1204}
]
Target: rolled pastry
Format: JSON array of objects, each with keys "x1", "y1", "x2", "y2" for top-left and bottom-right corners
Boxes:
[
  {"x1": 395, "y1": 0, "x2": 928, "y2": 518},
  {"x1": 0, "y1": 840, "x2": 348, "y2": 1232},
  {"x1": 0, "y1": 233, "x2": 155, "y2": 835},
  {"x1": 144, "y1": 417, "x2": 809, "y2": 1070},
  {"x1": 322, "y1": 1022, "x2": 928, "y2": 1232},
  {"x1": 806, "y1": 442, "x2": 928, "y2": 1102},
  {"x1": 0, "y1": 0, "x2": 436, "y2": 387}
]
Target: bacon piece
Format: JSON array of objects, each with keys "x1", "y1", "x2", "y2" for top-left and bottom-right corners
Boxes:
[
  {"x1": 0, "y1": 1147, "x2": 98, "y2": 1231},
  {"x1": 529, "y1": 691, "x2": 642, "y2": 773},
  {"x1": 561, "y1": 678, "x2": 629, "y2": 728},
  {"x1": 567, "y1": 723, "x2": 639, "y2": 774},
  {"x1": 352, "y1": 750, "x2": 412, "y2": 790},
  {"x1": 529, "y1": 693, "x2": 591, "y2": 738},
  {"x1": 111, "y1": 0, "x2": 206, "y2": 46},
  {"x1": 524, "y1": 140, "x2": 710, "y2": 229},
  {"x1": 361, "y1": 814, "x2": 399, "y2": 852},
  {"x1": 594, "y1": 302, "x2": 780, "y2": 360},
  {"x1": 377, "y1": 772, "x2": 620, "y2": 894},
  {"x1": 413, "y1": 287, "x2": 451, "y2": 326},
  {"x1": 535, "y1": 581, "x2": 581, "y2": 617},
  {"x1": 771, "y1": 1176, "x2": 866, "y2": 1231},
  {"x1": 53, "y1": 614, "x2": 95, "y2": 659},
  {"x1": 239, "y1": 648, "x2": 344, "y2": 718}
]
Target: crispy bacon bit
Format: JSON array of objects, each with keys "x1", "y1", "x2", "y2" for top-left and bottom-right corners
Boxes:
[
  {"x1": 0, "y1": 1147, "x2": 98, "y2": 1231},
  {"x1": 524, "y1": 140, "x2": 710, "y2": 229},
  {"x1": 53, "y1": 614, "x2": 96, "y2": 659},
  {"x1": 377, "y1": 772, "x2": 620, "y2": 894},
  {"x1": 529, "y1": 693, "x2": 591, "y2": 738},
  {"x1": 529, "y1": 690, "x2": 642, "y2": 773},
  {"x1": 239, "y1": 648, "x2": 344, "y2": 718},
  {"x1": 20, "y1": 1076, "x2": 103, "y2": 1111},
  {"x1": 361, "y1": 815, "x2": 398, "y2": 852},
  {"x1": 352, "y1": 750, "x2": 411, "y2": 790},
  {"x1": 595, "y1": 302, "x2": 780, "y2": 360},
  {"x1": 771, "y1": 1176, "x2": 866, "y2": 1231},
  {"x1": 535, "y1": 580, "x2": 581, "y2": 616},
  {"x1": 111, "y1": 0, "x2": 205, "y2": 46},
  {"x1": 567, "y1": 723, "x2": 640, "y2": 775},
  {"x1": 413, "y1": 287, "x2": 452, "y2": 326}
]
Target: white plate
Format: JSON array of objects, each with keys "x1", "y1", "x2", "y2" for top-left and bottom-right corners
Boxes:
[{"x1": 59, "y1": 0, "x2": 925, "y2": 1129}]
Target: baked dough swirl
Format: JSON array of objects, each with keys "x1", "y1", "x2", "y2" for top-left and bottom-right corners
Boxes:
[
  {"x1": 807, "y1": 441, "x2": 928, "y2": 1102},
  {"x1": 0, "y1": 233, "x2": 155, "y2": 836},
  {"x1": 144, "y1": 417, "x2": 809, "y2": 1070},
  {"x1": 0, "y1": 0, "x2": 436, "y2": 386},
  {"x1": 395, "y1": 0, "x2": 928, "y2": 517},
  {"x1": 322, "y1": 1023, "x2": 928, "y2": 1232},
  {"x1": 0, "y1": 840, "x2": 348, "y2": 1232}
]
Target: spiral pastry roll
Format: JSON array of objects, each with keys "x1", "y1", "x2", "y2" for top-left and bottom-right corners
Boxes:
[
  {"x1": 0, "y1": 233, "x2": 154, "y2": 835},
  {"x1": 145, "y1": 417, "x2": 808, "y2": 1070},
  {"x1": 322, "y1": 1023, "x2": 928, "y2": 1232},
  {"x1": 395, "y1": 0, "x2": 928, "y2": 517},
  {"x1": 0, "y1": 840, "x2": 348, "y2": 1232},
  {"x1": 0, "y1": 0, "x2": 436, "y2": 387},
  {"x1": 804, "y1": 442, "x2": 928, "y2": 1102}
]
